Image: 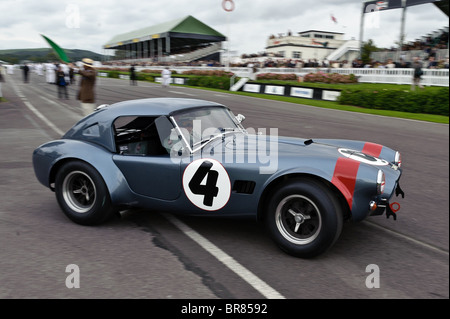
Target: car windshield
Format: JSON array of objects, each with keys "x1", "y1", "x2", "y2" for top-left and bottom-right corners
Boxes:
[{"x1": 171, "y1": 106, "x2": 243, "y2": 151}]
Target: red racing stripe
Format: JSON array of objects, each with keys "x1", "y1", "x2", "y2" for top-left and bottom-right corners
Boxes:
[
  {"x1": 331, "y1": 157, "x2": 360, "y2": 209},
  {"x1": 362, "y1": 142, "x2": 383, "y2": 157}
]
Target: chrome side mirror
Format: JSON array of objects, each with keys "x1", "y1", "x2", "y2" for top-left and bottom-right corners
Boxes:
[
  {"x1": 235, "y1": 114, "x2": 246, "y2": 124},
  {"x1": 95, "y1": 104, "x2": 109, "y2": 111}
]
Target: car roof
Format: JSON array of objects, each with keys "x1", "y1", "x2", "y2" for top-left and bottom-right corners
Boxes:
[
  {"x1": 62, "y1": 98, "x2": 227, "y2": 153},
  {"x1": 91, "y1": 98, "x2": 225, "y2": 119}
]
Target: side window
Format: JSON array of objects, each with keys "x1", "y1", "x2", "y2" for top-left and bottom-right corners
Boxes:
[
  {"x1": 113, "y1": 116, "x2": 168, "y2": 156},
  {"x1": 82, "y1": 123, "x2": 100, "y2": 137}
]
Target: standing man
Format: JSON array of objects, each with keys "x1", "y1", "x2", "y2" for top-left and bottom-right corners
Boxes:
[
  {"x1": 0, "y1": 64, "x2": 5, "y2": 99},
  {"x1": 7, "y1": 64, "x2": 14, "y2": 75},
  {"x1": 161, "y1": 66, "x2": 171, "y2": 87},
  {"x1": 45, "y1": 63, "x2": 56, "y2": 84},
  {"x1": 36, "y1": 63, "x2": 43, "y2": 76},
  {"x1": 23, "y1": 64, "x2": 30, "y2": 83},
  {"x1": 77, "y1": 58, "x2": 97, "y2": 116},
  {"x1": 130, "y1": 64, "x2": 137, "y2": 86},
  {"x1": 411, "y1": 56, "x2": 423, "y2": 91},
  {"x1": 56, "y1": 65, "x2": 69, "y2": 99}
]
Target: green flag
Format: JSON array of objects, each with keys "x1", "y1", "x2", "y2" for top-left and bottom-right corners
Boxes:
[{"x1": 41, "y1": 34, "x2": 70, "y2": 63}]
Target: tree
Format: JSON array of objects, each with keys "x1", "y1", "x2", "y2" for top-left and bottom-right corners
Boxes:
[
  {"x1": 361, "y1": 39, "x2": 378, "y2": 66},
  {"x1": 45, "y1": 51, "x2": 59, "y2": 63},
  {"x1": 0, "y1": 55, "x2": 19, "y2": 64}
]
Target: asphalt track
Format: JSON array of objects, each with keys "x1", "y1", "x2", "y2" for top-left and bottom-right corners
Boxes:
[{"x1": 0, "y1": 71, "x2": 448, "y2": 301}]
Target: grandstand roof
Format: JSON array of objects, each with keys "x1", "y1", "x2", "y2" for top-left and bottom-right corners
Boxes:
[
  {"x1": 103, "y1": 15, "x2": 226, "y2": 49},
  {"x1": 434, "y1": 0, "x2": 449, "y2": 16}
]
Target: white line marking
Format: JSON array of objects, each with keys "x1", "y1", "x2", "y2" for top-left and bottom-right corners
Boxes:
[
  {"x1": 10, "y1": 76, "x2": 66, "y2": 136},
  {"x1": 365, "y1": 221, "x2": 449, "y2": 256},
  {"x1": 23, "y1": 100, "x2": 64, "y2": 136},
  {"x1": 168, "y1": 90, "x2": 196, "y2": 96},
  {"x1": 38, "y1": 95, "x2": 82, "y2": 120},
  {"x1": 162, "y1": 213, "x2": 285, "y2": 299}
]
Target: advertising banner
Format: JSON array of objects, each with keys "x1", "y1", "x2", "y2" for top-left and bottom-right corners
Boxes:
[{"x1": 363, "y1": 0, "x2": 438, "y2": 13}]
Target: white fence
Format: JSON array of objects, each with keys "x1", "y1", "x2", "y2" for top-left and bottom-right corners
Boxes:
[
  {"x1": 254, "y1": 67, "x2": 449, "y2": 87},
  {"x1": 301, "y1": 68, "x2": 449, "y2": 87},
  {"x1": 116, "y1": 65, "x2": 449, "y2": 87}
]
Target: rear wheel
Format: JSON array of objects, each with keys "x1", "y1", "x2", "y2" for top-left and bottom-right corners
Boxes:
[
  {"x1": 55, "y1": 161, "x2": 115, "y2": 225},
  {"x1": 265, "y1": 179, "x2": 343, "y2": 258}
]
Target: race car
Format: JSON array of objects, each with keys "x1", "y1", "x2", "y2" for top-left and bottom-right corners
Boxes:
[{"x1": 32, "y1": 98, "x2": 404, "y2": 258}]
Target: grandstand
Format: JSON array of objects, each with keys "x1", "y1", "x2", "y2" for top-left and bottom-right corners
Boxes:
[
  {"x1": 371, "y1": 26, "x2": 448, "y2": 63},
  {"x1": 103, "y1": 15, "x2": 226, "y2": 63},
  {"x1": 363, "y1": 0, "x2": 448, "y2": 63}
]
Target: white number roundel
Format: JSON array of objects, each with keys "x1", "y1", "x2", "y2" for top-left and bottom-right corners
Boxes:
[
  {"x1": 338, "y1": 148, "x2": 389, "y2": 166},
  {"x1": 182, "y1": 158, "x2": 231, "y2": 211}
]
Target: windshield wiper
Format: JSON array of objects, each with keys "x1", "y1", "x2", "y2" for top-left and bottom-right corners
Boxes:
[
  {"x1": 191, "y1": 131, "x2": 237, "y2": 153},
  {"x1": 192, "y1": 137, "x2": 214, "y2": 148}
]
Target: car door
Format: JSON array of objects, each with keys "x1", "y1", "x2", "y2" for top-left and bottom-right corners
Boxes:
[
  {"x1": 112, "y1": 115, "x2": 182, "y2": 201},
  {"x1": 113, "y1": 154, "x2": 181, "y2": 200}
]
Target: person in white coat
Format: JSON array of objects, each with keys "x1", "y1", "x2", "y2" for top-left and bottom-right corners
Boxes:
[
  {"x1": 60, "y1": 63, "x2": 70, "y2": 85},
  {"x1": 161, "y1": 67, "x2": 171, "y2": 87},
  {"x1": 35, "y1": 64, "x2": 44, "y2": 76},
  {"x1": 45, "y1": 63, "x2": 56, "y2": 84}
]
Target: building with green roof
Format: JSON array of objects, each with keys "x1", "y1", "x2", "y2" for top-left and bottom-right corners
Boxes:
[{"x1": 103, "y1": 15, "x2": 226, "y2": 62}]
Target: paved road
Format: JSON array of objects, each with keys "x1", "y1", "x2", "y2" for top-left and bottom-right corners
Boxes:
[{"x1": 0, "y1": 70, "x2": 448, "y2": 300}]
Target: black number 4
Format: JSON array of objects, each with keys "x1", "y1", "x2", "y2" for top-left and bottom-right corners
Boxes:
[{"x1": 189, "y1": 161, "x2": 219, "y2": 206}]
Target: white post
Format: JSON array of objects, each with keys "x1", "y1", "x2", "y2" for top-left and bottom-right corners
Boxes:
[
  {"x1": 359, "y1": 1, "x2": 366, "y2": 59},
  {"x1": 398, "y1": 0, "x2": 407, "y2": 61},
  {"x1": 222, "y1": 0, "x2": 235, "y2": 71},
  {"x1": 227, "y1": 11, "x2": 230, "y2": 71}
]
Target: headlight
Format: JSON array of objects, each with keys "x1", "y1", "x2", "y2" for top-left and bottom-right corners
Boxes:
[
  {"x1": 377, "y1": 170, "x2": 385, "y2": 194},
  {"x1": 394, "y1": 151, "x2": 402, "y2": 168}
]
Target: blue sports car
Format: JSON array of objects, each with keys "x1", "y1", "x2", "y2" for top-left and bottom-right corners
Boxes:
[{"x1": 33, "y1": 98, "x2": 404, "y2": 257}]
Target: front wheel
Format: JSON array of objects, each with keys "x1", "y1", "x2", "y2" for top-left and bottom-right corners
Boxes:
[
  {"x1": 55, "y1": 161, "x2": 115, "y2": 225},
  {"x1": 264, "y1": 179, "x2": 343, "y2": 258}
]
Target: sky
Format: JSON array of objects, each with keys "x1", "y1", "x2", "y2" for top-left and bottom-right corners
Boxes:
[{"x1": 0, "y1": 0, "x2": 447, "y2": 56}]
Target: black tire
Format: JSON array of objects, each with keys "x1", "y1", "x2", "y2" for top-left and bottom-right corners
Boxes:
[
  {"x1": 55, "y1": 161, "x2": 114, "y2": 225},
  {"x1": 264, "y1": 179, "x2": 343, "y2": 258}
]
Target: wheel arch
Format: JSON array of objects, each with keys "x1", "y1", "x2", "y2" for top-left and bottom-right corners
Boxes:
[
  {"x1": 48, "y1": 154, "x2": 135, "y2": 206},
  {"x1": 52, "y1": 158, "x2": 118, "y2": 225},
  {"x1": 257, "y1": 173, "x2": 351, "y2": 222},
  {"x1": 49, "y1": 157, "x2": 82, "y2": 191}
]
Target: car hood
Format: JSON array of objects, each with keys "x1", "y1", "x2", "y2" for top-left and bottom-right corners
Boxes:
[
  {"x1": 221, "y1": 135, "x2": 394, "y2": 159},
  {"x1": 212, "y1": 134, "x2": 400, "y2": 171}
]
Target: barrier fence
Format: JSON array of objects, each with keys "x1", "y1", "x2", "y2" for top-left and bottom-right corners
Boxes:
[
  {"x1": 98, "y1": 67, "x2": 448, "y2": 102},
  {"x1": 125, "y1": 65, "x2": 449, "y2": 87},
  {"x1": 255, "y1": 67, "x2": 449, "y2": 87}
]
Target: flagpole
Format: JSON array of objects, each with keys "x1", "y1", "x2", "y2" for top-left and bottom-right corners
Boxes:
[
  {"x1": 398, "y1": 0, "x2": 407, "y2": 62},
  {"x1": 359, "y1": 1, "x2": 366, "y2": 60},
  {"x1": 227, "y1": 10, "x2": 230, "y2": 71},
  {"x1": 222, "y1": 0, "x2": 235, "y2": 71}
]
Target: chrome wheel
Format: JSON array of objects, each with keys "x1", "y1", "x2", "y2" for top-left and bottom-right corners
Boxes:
[
  {"x1": 62, "y1": 170, "x2": 96, "y2": 214},
  {"x1": 266, "y1": 179, "x2": 343, "y2": 258},
  {"x1": 275, "y1": 194, "x2": 322, "y2": 245},
  {"x1": 55, "y1": 161, "x2": 115, "y2": 225}
]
